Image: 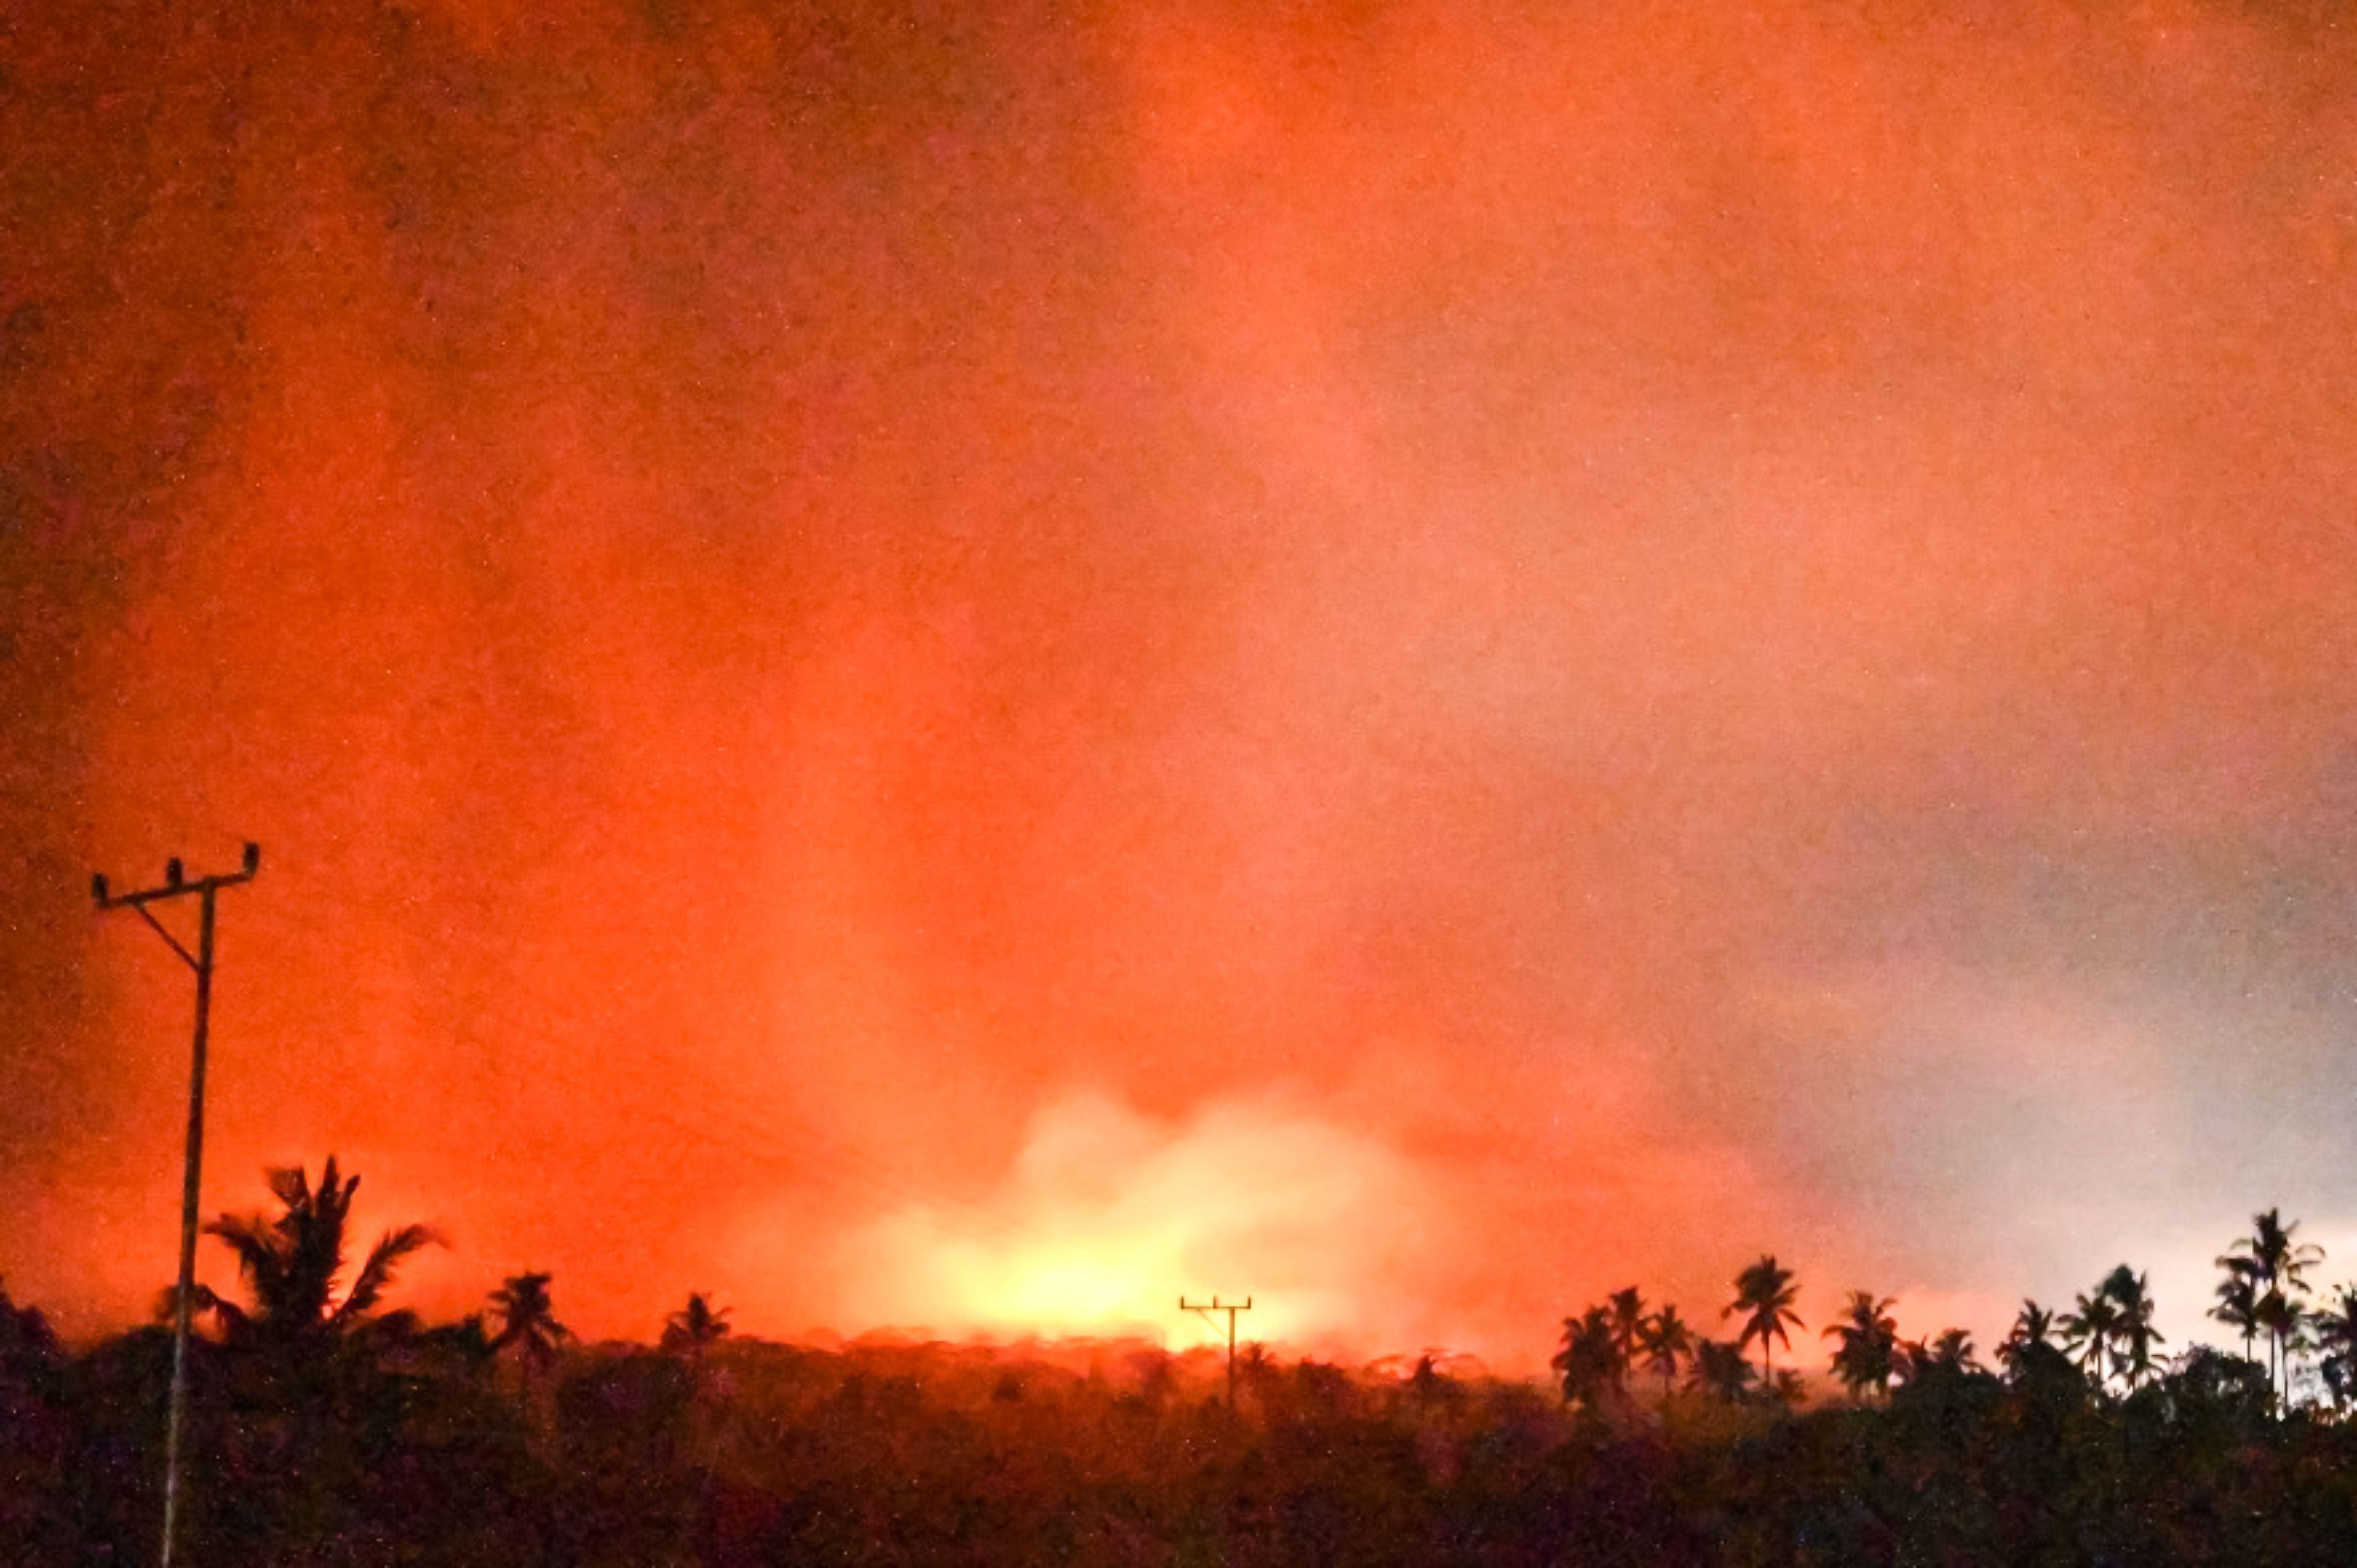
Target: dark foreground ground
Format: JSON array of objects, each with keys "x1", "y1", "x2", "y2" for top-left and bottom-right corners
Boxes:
[{"x1": 6, "y1": 1312, "x2": 2355, "y2": 1566}]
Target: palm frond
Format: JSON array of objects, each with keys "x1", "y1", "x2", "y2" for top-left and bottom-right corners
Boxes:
[
  {"x1": 335, "y1": 1224, "x2": 445, "y2": 1324},
  {"x1": 266, "y1": 1164, "x2": 312, "y2": 1213},
  {"x1": 204, "y1": 1210, "x2": 292, "y2": 1315}
]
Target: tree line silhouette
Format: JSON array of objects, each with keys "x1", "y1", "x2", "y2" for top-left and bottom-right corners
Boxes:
[
  {"x1": 1556, "y1": 1211, "x2": 2357, "y2": 1419},
  {"x1": 6, "y1": 1159, "x2": 2357, "y2": 1563}
]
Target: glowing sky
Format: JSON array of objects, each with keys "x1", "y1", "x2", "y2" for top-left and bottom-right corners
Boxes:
[{"x1": 5, "y1": 0, "x2": 2356, "y2": 1370}]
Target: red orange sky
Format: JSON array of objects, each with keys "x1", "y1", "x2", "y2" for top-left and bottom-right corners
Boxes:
[{"x1": 4, "y1": 0, "x2": 2356, "y2": 1371}]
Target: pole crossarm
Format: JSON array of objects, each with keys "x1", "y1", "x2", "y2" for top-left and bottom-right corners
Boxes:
[
  {"x1": 1180, "y1": 1294, "x2": 1253, "y2": 1329},
  {"x1": 1180, "y1": 1295, "x2": 1254, "y2": 1407},
  {"x1": 97, "y1": 869, "x2": 256, "y2": 908},
  {"x1": 92, "y1": 842, "x2": 261, "y2": 1568}
]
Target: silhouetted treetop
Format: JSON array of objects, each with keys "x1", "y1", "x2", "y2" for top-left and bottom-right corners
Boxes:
[{"x1": 199, "y1": 1155, "x2": 440, "y2": 1349}]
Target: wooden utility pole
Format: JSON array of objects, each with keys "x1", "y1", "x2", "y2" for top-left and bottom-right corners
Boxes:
[
  {"x1": 1181, "y1": 1294, "x2": 1253, "y2": 1407},
  {"x1": 94, "y1": 843, "x2": 261, "y2": 1568}
]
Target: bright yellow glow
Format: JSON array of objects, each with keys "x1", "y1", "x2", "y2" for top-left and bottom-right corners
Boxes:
[
  {"x1": 827, "y1": 1090, "x2": 1412, "y2": 1352},
  {"x1": 945, "y1": 1230, "x2": 1188, "y2": 1338}
]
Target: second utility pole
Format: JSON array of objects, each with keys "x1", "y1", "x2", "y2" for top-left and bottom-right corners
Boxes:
[
  {"x1": 94, "y1": 842, "x2": 261, "y2": 1568},
  {"x1": 1181, "y1": 1294, "x2": 1252, "y2": 1407}
]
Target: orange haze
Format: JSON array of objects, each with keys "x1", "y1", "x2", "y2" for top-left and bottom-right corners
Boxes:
[{"x1": 6, "y1": 0, "x2": 2357, "y2": 1371}]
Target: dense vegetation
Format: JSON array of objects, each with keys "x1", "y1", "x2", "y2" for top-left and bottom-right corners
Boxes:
[{"x1": 7, "y1": 1164, "x2": 2357, "y2": 1565}]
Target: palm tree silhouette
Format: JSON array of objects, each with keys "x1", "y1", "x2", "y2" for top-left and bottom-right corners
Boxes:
[
  {"x1": 662, "y1": 1292, "x2": 732, "y2": 1362},
  {"x1": 1726, "y1": 1256, "x2": 1803, "y2": 1387},
  {"x1": 1605, "y1": 1287, "x2": 1645, "y2": 1394},
  {"x1": 1996, "y1": 1299, "x2": 2069, "y2": 1385},
  {"x1": 200, "y1": 1156, "x2": 440, "y2": 1352},
  {"x1": 1892, "y1": 1328, "x2": 1982, "y2": 1395},
  {"x1": 1552, "y1": 1305, "x2": 1621, "y2": 1412},
  {"x1": 1636, "y1": 1306, "x2": 1694, "y2": 1410},
  {"x1": 2255, "y1": 1287, "x2": 2305, "y2": 1405},
  {"x1": 1821, "y1": 1291, "x2": 1898, "y2": 1402},
  {"x1": 2000, "y1": 1299, "x2": 2052, "y2": 1354},
  {"x1": 2098, "y1": 1266, "x2": 2164, "y2": 1389},
  {"x1": 2211, "y1": 1260, "x2": 2261, "y2": 1368},
  {"x1": 2312, "y1": 1286, "x2": 2357, "y2": 1410},
  {"x1": 1688, "y1": 1338, "x2": 1754, "y2": 1404},
  {"x1": 2230, "y1": 1209, "x2": 2324, "y2": 1402},
  {"x1": 1929, "y1": 1328, "x2": 1978, "y2": 1371},
  {"x1": 2059, "y1": 1287, "x2": 2122, "y2": 1390},
  {"x1": 490, "y1": 1271, "x2": 572, "y2": 1402},
  {"x1": 662, "y1": 1288, "x2": 733, "y2": 1531}
]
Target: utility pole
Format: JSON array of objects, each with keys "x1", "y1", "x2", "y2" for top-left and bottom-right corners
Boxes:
[
  {"x1": 94, "y1": 842, "x2": 261, "y2": 1568},
  {"x1": 1180, "y1": 1294, "x2": 1252, "y2": 1407}
]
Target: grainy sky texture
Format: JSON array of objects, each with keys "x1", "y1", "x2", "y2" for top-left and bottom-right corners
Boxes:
[{"x1": 4, "y1": 0, "x2": 2356, "y2": 1367}]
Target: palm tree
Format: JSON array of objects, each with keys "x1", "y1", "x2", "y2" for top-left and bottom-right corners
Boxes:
[
  {"x1": 2059, "y1": 1287, "x2": 2122, "y2": 1390},
  {"x1": 2230, "y1": 1209, "x2": 2325, "y2": 1402},
  {"x1": 490, "y1": 1271, "x2": 572, "y2": 1401},
  {"x1": 1929, "y1": 1328, "x2": 1978, "y2": 1371},
  {"x1": 2255, "y1": 1287, "x2": 2308, "y2": 1406},
  {"x1": 1821, "y1": 1291, "x2": 1899, "y2": 1402},
  {"x1": 662, "y1": 1288, "x2": 734, "y2": 1518},
  {"x1": 1998, "y1": 1300, "x2": 2051, "y2": 1365},
  {"x1": 2099, "y1": 1266, "x2": 2164, "y2": 1390},
  {"x1": 2211, "y1": 1260, "x2": 2262, "y2": 1368},
  {"x1": 1688, "y1": 1338, "x2": 1755, "y2": 1404},
  {"x1": 1552, "y1": 1305, "x2": 1621, "y2": 1412},
  {"x1": 1996, "y1": 1299, "x2": 2072, "y2": 1386},
  {"x1": 1605, "y1": 1287, "x2": 1645, "y2": 1394},
  {"x1": 1727, "y1": 1255, "x2": 1803, "y2": 1387},
  {"x1": 201, "y1": 1157, "x2": 440, "y2": 1352},
  {"x1": 1636, "y1": 1306, "x2": 1694, "y2": 1410},
  {"x1": 2312, "y1": 1286, "x2": 2357, "y2": 1411},
  {"x1": 1892, "y1": 1328, "x2": 1983, "y2": 1395},
  {"x1": 661, "y1": 1292, "x2": 733, "y2": 1361}
]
